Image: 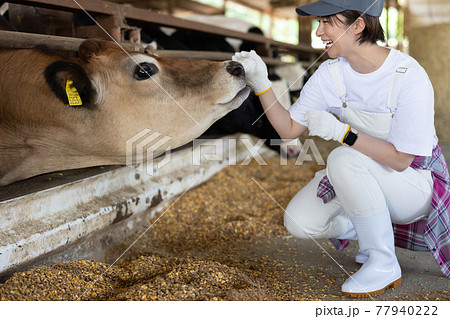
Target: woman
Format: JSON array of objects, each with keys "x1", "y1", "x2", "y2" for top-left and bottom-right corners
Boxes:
[{"x1": 233, "y1": 0, "x2": 449, "y2": 297}]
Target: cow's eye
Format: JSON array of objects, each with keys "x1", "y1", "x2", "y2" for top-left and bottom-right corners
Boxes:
[{"x1": 134, "y1": 62, "x2": 158, "y2": 80}]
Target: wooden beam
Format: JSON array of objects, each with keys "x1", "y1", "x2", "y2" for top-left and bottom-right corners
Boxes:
[
  {"x1": 0, "y1": 29, "x2": 318, "y2": 68},
  {"x1": 175, "y1": 0, "x2": 225, "y2": 15},
  {"x1": 228, "y1": 0, "x2": 264, "y2": 12},
  {"x1": 6, "y1": 0, "x2": 320, "y2": 52},
  {"x1": 106, "y1": 0, "x2": 225, "y2": 14},
  {"x1": 0, "y1": 30, "x2": 138, "y2": 51},
  {"x1": 155, "y1": 50, "x2": 232, "y2": 60},
  {"x1": 6, "y1": 0, "x2": 265, "y2": 42},
  {"x1": 155, "y1": 49, "x2": 304, "y2": 66},
  {"x1": 105, "y1": 0, "x2": 165, "y2": 10},
  {"x1": 3, "y1": 0, "x2": 323, "y2": 64}
]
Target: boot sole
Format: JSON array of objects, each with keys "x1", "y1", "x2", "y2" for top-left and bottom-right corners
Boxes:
[{"x1": 342, "y1": 277, "x2": 402, "y2": 298}]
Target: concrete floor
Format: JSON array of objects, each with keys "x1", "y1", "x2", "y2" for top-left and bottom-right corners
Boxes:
[{"x1": 253, "y1": 236, "x2": 449, "y2": 300}]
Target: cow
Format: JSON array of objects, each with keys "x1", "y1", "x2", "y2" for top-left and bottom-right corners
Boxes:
[
  {"x1": 76, "y1": 11, "x2": 305, "y2": 157},
  {"x1": 0, "y1": 39, "x2": 250, "y2": 185},
  {"x1": 155, "y1": 16, "x2": 307, "y2": 157},
  {"x1": 59, "y1": 12, "x2": 303, "y2": 157},
  {"x1": 137, "y1": 19, "x2": 306, "y2": 157}
]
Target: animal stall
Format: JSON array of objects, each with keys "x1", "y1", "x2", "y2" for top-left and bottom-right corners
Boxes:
[{"x1": 0, "y1": 0, "x2": 323, "y2": 279}]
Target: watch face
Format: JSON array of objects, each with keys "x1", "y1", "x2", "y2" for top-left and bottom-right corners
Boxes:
[{"x1": 344, "y1": 131, "x2": 358, "y2": 146}]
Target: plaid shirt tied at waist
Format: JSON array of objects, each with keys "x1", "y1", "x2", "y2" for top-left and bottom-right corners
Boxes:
[{"x1": 318, "y1": 145, "x2": 450, "y2": 277}]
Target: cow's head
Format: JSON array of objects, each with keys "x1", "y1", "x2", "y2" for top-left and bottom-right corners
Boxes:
[
  {"x1": 44, "y1": 40, "x2": 249, "y2": 158},
  {"x1": 0, "y1": 40, "x2": 250, "y2": 184}
]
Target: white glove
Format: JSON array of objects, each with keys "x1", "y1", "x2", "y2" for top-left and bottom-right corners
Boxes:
[
  {"x1": 232, "y1": 50, "x2": 271, "y2": 95},
  {"x1": 303, "y1": 110, "x2": 350, "y2": 143}
]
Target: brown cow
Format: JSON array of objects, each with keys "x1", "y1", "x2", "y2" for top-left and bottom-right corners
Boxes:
[{"x1": 0, "y1": 40, "x2": 250, "y2": 185}]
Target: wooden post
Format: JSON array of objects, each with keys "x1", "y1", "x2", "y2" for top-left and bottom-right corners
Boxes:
[
  {"x1": 8, "y1": 4, "x2": 73, "y2": 35},
  {"x1": 168, "y1": 0, "x2": 176, "y2": 15},
  {"x1": 97, "y1": 15, "x2": 121, "y2": 42},
  {"x1": 385, "y1": 0, "x2": 389, "y2": 46},
  {"x1": 0, "y1": 15, "x2": 13, "y2": 31},
  {"x1": 298, "y1": 15, "x2": 313, "y2": 46}
]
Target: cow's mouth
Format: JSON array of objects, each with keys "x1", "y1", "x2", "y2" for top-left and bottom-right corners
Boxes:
[{"x1": 218, "y1": 87, "x2": 251, "y2": 107}]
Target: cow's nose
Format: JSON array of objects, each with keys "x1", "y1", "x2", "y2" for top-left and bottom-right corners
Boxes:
[{"x1": 226, "y1": 61, "x2": 245, "y2": 77}]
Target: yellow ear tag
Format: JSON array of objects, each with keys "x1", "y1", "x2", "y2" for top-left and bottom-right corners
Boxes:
[{"x1": 65, "y1": 80, "x2": 83, "y2": 106}]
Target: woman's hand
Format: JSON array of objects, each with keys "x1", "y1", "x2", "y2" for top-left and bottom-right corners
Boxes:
[
  {"x1": 232, "y1": 50, "x2": 271, "y2": 95},
  {"x1": 303, "y1": 110, "x2": 350, "y2": 143},
  {"x1": 304, "y1": 111, "x2": 415, "y2": 171}
]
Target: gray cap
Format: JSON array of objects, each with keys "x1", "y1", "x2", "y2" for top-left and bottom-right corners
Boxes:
[{"x1": 296, "y1": 0, "x2": 384, "y2": 17}]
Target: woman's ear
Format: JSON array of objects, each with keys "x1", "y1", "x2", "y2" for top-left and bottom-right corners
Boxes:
[{"x1": 353, "y1": 17, "x2": 366, "y2": 36}]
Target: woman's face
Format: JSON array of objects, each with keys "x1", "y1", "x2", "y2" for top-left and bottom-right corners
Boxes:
[{"x1": 315, "y1": 15, "x2": 355, "y2": 58}]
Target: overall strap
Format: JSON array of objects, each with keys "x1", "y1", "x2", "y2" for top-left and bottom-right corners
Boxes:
[
  {"x1": 387, "y1": 60, "x2": 416, "y2": 113},
  {"x1": 328, "y1": 58, "x2": 347, "y2": 107}
]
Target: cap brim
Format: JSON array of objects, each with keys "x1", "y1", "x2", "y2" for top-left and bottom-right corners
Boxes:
[{"x1": 296, "y1": 2, "x2": 345, "y2": 17}]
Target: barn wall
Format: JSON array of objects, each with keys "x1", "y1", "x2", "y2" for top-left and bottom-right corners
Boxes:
[{"x1": 408, "y1": 23, "x2": 450, "y2": 143}]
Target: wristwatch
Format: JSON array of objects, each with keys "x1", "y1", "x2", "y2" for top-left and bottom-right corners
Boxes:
[{"x1": 342, "y1": 127, "x2": 358, "y2": 147}]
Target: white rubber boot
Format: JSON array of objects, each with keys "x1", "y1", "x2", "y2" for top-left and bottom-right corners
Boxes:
[
  {"x1": 341, "y1": 209, "x2": 402, "y2": 297},
  {"x1": 335, "y1": 214, "x2": 368, "y2": 265},
  {"x1": 335, "y1": 214, "x2": 357, "y2": 240},
  {"x1": 355, "y1": 251, "x2": 368, "y2": 265}
]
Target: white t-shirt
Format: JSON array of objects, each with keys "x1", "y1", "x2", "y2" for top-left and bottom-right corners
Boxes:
[{"x1": 289, "y1": 48, "x2": 437, "y2": 156}]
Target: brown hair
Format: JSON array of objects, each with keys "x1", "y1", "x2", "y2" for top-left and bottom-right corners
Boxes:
[{"x1": 327, "y1": 10, "x2": 385, "y2": 44}]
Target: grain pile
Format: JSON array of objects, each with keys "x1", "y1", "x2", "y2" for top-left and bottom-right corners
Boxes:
[
  {"x1": 0, "y1": 143, "x2": 448, "y2": 301},
  {"x1": 0, "y1": 152, "x2": 329, "y2": 301},
  {"x1": 408, "y1": 23, "x2": 450, "y2": 143}
]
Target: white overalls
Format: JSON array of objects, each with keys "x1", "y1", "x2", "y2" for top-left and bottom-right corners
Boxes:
[{"x1": 284, "y1": 59, "x2": 434, "y2": 240}]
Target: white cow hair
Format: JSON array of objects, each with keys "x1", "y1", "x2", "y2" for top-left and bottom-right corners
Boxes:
[
  {"x1": 90, "y1": 74, "x2": 105, "y2": 106},
  {"x1": 271, "y1": 77, "x2": 291, "y2": 110},
  {"x1": 182, "y1": 14, "x2": 255, "y2": 32},
  {"x1": 274, "y1": 63, "x2": 306, "y2": 92}
]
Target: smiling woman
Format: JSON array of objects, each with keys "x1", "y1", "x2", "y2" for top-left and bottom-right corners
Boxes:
[
  {"x1": 320, "y1": 11, "x2": 385, "y2": 44},
  {"x1": 312, "y1": 2, "x2": 405, "y2": 49},
  {"x1": 314, "y1": 12, "x2": 386, "y2": 60},
  {"x1": 233, "y1": 0, "x2": 450, "y2": 298}
]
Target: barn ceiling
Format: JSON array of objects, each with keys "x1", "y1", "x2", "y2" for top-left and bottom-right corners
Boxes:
[
  {"x1": 226, "y1": 0, "x2": 450, "y2": 26},
  {"x1": 105, "y1": 0, "x2": 450, "y2": 25},
  {"x1": 407, "y1": 0, "x2": 450, "y2": 26}
]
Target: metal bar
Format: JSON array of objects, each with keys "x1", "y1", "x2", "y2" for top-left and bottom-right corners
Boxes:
[{"x1": 154, "y1": 50, "x2": 299, "y2": 66}]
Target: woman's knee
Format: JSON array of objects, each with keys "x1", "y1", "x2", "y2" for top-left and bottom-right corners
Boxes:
[
  {"x1": 283, "y1": 169, "x2": 343, "y2": 239},
  {"x1": 284, "y1": 207, "x2": 330, "y2": 239},
  {"x1": 326, "y1": 146, "x2": 364, "y2": 183},
  {"x1": 284, "y1": 209, "x2": 309, "y2": 238}
]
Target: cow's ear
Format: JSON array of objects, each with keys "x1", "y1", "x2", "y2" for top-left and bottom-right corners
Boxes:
[
  {"x1": 78, "y1": 39, "x2": 109, "y2": 63},
  {"x1": 44, "y1": 61, "x2": 95, "y2": 107}
]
